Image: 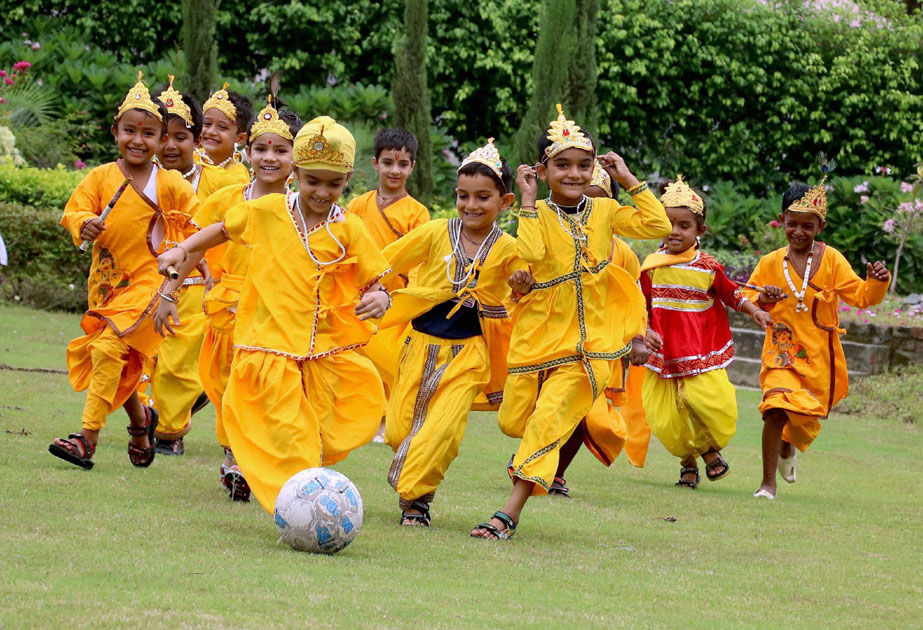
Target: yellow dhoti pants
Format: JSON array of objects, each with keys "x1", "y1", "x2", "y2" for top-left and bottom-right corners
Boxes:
[
  {"x1": 499, "y1": 360, "x2": 611, "y2": 495},
  {"x1": 758, "y1": 369, "x2": 825, "y2": 452},
  {"x1": 619, "y1": 365, "x2": 651, "y2": 467},
  {"x1": 198, "y1": 308, "x2": 235, "y2": 448},
  {"x1": 642, "y1": 368, "x2": 737, "y2": 462},
  {"x1": 385, "y1": 331, "x2": 490, "y2": 509},
  {"x1": 223, "y1": 348, "x2": 384, "y2": 513},
  {"x1": 151, "y1": 284, "x2": 206, "y2": 439},
  {"x1": 67, "y1": 324, "x2": 149, "y2": 431}
]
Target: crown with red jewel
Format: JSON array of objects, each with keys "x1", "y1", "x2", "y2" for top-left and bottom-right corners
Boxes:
[
  {"x1": 661, "y1": 175, "x2": 704, "y2": 215},
  {"x1": 157, "y1": 75, "x2": 193, "y2": 128},
  {"x1": 250, "y1": 95, "x2": 293, "y2": 142},
  {"x1": 544, "y1": 103, "x2": 594, "y2": 160},
  {"x1": 786, "y1": 176, "x2": 828, "y2": 221},
  {"x1": 458, "y1": 137, "x2": 504, "y2": 182}
]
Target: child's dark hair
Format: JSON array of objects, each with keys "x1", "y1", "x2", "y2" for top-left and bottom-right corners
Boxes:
[
  {"x1": 115, "y1": 97, "x2": 169, "y2": 133},
  {"x1": 457, "y1": 157, "x2": 513, "y2": 195},
  {"x1": 226, "y1": 90, "x2": 254, "y2": 136},
  {"x1": 247, "y1": 98, "x2": 303, "y2": 144},
  {"x1": 155, "y1": 86, "x2": 203, "y2": 139},
  {"x1": 782, "y1": 184, "x2": 812, "y2": 213},
  {"x1": 374, "y1": 128, "x2": 419, "y2": 161},
  {"x1": 536, "y1": 131, "x2": 596, "y2": 162}
]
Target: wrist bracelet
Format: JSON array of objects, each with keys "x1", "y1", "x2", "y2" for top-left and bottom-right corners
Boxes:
[
  {"x1": 377, "y1": 286, "x2": 392, "y2": 309},
  {"x1": 158, "y1": 291, "x2": 176, "y2": 304},
  {"x1": 173, "y1": 244, "x2": 189, "y2": 263}
]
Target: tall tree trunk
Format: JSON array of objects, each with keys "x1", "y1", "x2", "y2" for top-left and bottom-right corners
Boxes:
[
  {"x1": 181, "y1": 0, "x2": 219, "y2": 102},
  {"x1": 392, "y1": 0, "x2": 434, "y2": 206},
  {"x1": 564, "y1": 0, "x2": 600, "y2": 140}
]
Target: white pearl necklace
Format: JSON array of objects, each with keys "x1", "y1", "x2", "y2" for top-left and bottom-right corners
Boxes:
[
  {"x1": 444, "y1": 223, "x2": 500, "y2": 287},
  {"x1": 292, "y1": 196, "x2": 347, "y2": 267},
  {"x1": 782, "y1": 244, "x2": 814, "y2": 313},
  {"x1": 184, "y1": 164, "x2": 202, "y2": 192},
  {"x1": 545, "y1": 196, "x2": 589, "y2": 243}
]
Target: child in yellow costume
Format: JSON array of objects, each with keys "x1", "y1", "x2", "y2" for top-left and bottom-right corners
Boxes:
[
  {"x1": 549, "y1": 164, "x2": 653, "y2": 497},
  {"x1": 640, "y1": 177, "x2": 773, "y2": 490},
  {"x1": 471, "y1": 106, "x2": 671, "y2": 540},
  {"x1": 377, "y1": 139, "x2": 529, "y2": 527},
  {"x1": 156, "y1": 95, "x2": 302, "y2": 499},
  {"x1": 348, "y1": 128, "x2": 430, "y2": 438},
  {"x1": 196, "y1": 83, "x2": 253, "y2": 186},
  {"x1": 145, "y1": 78, "x2": 240, "y2": 454},
  {"x1": 157, "y1": 116, "x2": 392, "y2": 513},
  {"x1": 49, "y1": 72, "x2": 200, "y2": 470},
  {"x1": 746, "y1": 180, "x2": 890, "y2": 499}
]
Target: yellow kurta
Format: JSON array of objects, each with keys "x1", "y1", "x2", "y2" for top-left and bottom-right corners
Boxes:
[
  {"x1": 60, "y1": 161, "x2": 199, "y2": 430},
  {"x1": 499, "y1": 186, "x2": 670, "y2": 493},
  {"x1": 378, "y1": 218, "x2": 522, "y2": 508},
  {"x1": 744, "y1": 244, "x2": 889, "y2": 451},
  {"x1": 348, "y1": 190, "x2": 430, "y2": 396},
  {"x1": 221, "y1": 196, "x2": 390, "y2": 512},
  {"x1": 191, "y1": 183, "x2": 248, "y2": 446}
]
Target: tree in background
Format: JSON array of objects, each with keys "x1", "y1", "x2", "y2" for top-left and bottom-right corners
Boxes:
[
  {"x1": 563, "y1": 0, "x2": 600, "y2": 140},
  {"x1": 514, "y1": 0, "x2": 577, "y2": 168},
  {"x1": 392, "y1": 0, "x2": 434, "y2": 206},
  {"x1": 181, "y1": 0, "x2": 218, "y2": 102}
]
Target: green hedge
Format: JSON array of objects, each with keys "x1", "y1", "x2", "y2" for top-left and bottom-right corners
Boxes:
[{"x1": 0, "y1": 161, "x2": 84, "y2": 209}]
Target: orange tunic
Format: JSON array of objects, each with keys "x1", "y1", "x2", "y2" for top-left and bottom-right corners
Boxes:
[{"x1": 744, "y1": 244, "x2": 889, "y2": 450}]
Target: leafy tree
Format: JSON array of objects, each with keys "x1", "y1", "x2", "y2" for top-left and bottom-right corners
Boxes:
[{"x1": 181, "y1": 0, "x2": 218, "y2": 101}]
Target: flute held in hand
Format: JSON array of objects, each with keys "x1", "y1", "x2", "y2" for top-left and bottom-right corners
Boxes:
[
  {"x1": 738, "y1": 281, "x2": 788, "y2": 299},
  {"x1": 79, "y1": 176, "x2": 133, "y2": 252}
]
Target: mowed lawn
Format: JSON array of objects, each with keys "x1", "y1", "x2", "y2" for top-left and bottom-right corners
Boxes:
[{"x1": 0, "y1": 303, "x2": 920, "y2": 629}]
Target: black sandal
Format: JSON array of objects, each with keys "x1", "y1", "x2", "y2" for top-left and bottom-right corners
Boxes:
[
  {"x1": 704, "y1": 450, "x2": 730, "y2": 481},
  {"x1": 548, "y1": 476, "x2": 571, "y2": 498},
  {"x1": 400, "y1": 500, "x2": 431, "y2": 527},
  {"x1": 48, "y1": 433, "x2": 96, "y2": 470},
  {"x1": 470, "y1": 511, "x2": 517, "y2": 540},
  {"x1": 220, "y1": 447, "x2": 251, "y2": 501},
  {"x1": 127, "y1": 406, "x2": 158, "y2": 468},
  {"x1": 675, "y1": 465, "x2": 700, "y2": 489}
]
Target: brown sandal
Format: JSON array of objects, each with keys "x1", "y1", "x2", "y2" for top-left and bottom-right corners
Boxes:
[
  {"x1": 48, "y1": 433, "x2": 96, "y2": 470},
  {"x1": 127, "y1": 407, "x2": 159, "y2": 468}
]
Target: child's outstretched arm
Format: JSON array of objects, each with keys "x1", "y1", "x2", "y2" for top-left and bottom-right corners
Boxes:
[
  {"x1": 157, "y1": 223, "x2": 228, "y2": 277},
  {"x1": 355, "y1": 283, "x2": 391, "y2": 321},
  {"x1": 600, "y1": 152, "x2": 671, "y2": 240},
  {"x1": 514, "y1": 164, "x2": 546, "y2": 262},
  {"x1": 833, "y1": 252, "x2": 890, "y2": 309},
  {"x1": 153, "y1": 251, "x2": 207, "y2": 337}
]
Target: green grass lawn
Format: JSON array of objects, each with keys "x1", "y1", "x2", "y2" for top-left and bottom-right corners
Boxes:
[{"x1": 1, "y1": 302, "x2": 920, "y2": 629}]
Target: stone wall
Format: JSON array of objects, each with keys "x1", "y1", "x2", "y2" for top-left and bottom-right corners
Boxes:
[{"x1": 725, "y1": 310, "x2": 923, "y2": 388}]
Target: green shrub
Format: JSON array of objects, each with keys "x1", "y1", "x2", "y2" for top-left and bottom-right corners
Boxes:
[
  {"x1": 0, "y1": 201, "x2": 88, "y2": 311},
  {"x1": 0, "y1": 161, "x2": 84, "y2": 209}
]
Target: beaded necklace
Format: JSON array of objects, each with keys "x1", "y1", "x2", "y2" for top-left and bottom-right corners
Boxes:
[
  {"x1": 782, "y1": 243, "x2": 814, "y2": 313},
  {"x1": 545, "y1": 196, "x2": 588, "y2": 243},
  {"x1": 183, "y1": 164, "x2": 202, "y2": 193},
  {"x1": 444, "y1": 223, "x2": 499, "y2": 287},
  {"x1": 292, "y1": 196, "x2": 347, "y2": 267}
]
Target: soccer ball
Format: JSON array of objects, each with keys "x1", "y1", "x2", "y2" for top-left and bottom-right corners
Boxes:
[{"x1": 274, "y1": 468, "x2": 363, "y2": 554}]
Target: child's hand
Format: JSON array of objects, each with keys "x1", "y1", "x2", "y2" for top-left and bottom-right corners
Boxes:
[
  {"x1": 643, "y1": 329, "x2": 663, "y2": 353},
  {"x1": 867, "y1": 261, "x2": 891, "y2": 283},
  {"x1": 516, "y1": 164, "x2": 538, "y2": 206},
  {"x1": 80, "y1": 218, "x2": 106, "y2": 241},
  {"x1": 508, "y1": 269, "x2": 535, "y2": 295},
  {"x1": 597, "y1": 152, "x2": 640, "y2": 190},
  {"x1": 758, "y1": 285, "x2": 786, "y2": 304},
  {"x1": 154, "y1": 300, "x2": 180, "y2": 337},
  {"x1": 751, "y1": 308, "x2": 774, "y2": 329},
  {"x1": 355, "y1": 289, "x2": 390, "y2": 321},
  {"x1": 629, "y1": 336, "x2": 650, "y2": 365},
  {"x1": 197, "y1": 260, "x2": 214, "y2": 292},
  {"x1": 158, "y1": 247, "x2": 187, "y2": 277}
]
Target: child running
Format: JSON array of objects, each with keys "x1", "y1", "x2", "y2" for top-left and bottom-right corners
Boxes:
[
  {"x1": 154, "y1": 95, "x2": 301, "y2": 500},
  {"x1": 640, "y1": 176, "x2": 773, "y2": 490},
  {"x1": 471, "y1": 106, "x2": 671, "y2": 539},
  {"x1": 156, "y1": 116, "x2": 392, "y2": 512},
  {"x1": 376, "y1": 138, "x2": 528, "y2": 527},
  {"x1": 348, "y1": 128, "x2": 430, "y2": 439},
  {"x1": 745, "y1": 180, "x2": 890, "y2": 499},
  {"x1": 49, "y1": 72, "x2": 200, "y2": 469},
  {"x1": 197, "y1": 83, "x2": 253, "y2": 185}
]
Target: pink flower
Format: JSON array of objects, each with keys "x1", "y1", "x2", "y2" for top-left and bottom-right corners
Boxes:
[
  {"x1": 30, "y1": 42, "x2": 39, "y2": 50},
  {"x1": 898, "y1": 202, "x2": 913, "y2": 213},
  {"x1": 0, "y1": 97, "x2": 5, "y2": 105},
  {"x1": 901, "y1": 181, "x2": 913, "y2": 193},
  {"x1": 854, "y1": 182, "x2": 869, "y2": 193},
  {"x1": 3, "y1": 78, "x2": 13, "y2": 85},
  {"x1": 74, "y1": 159, "x2": 87, "y2": 170},
  {"x1": 770, "y1": 220, "x2": 780, "y2": 228},
  {"x1": 860, "y1": 195, "x2": 869, "y2": 204},
  {"x1": 883, "y1": 219, "x2": 895, "y2": 233},
  {"x1": 0, "y1": 70, "x2": 6, "y2": 77},
  {"x1": 12, "y1": 61, "x2": 31, "y2": 71}
]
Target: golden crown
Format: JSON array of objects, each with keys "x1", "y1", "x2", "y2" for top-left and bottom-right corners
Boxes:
[
  {"x1": 294, "y1": 124, "x2": 352, "y2": 171},
  {"x1": 202, "y1": 82, "x2": 237, "y2": 123},
  {"x1": 458, "y1": 137, "x2": 504, "y2": 185},
  {"x1": 157, "y1": 75, "x2": 193, "y2": 128},
  {"x1": 115, "y1": 71, "x2": 162, "y2": 122},
  {"x1": 660, "y1": 175, "x2": 704, "y2": 215},
  {"x1": 590, "y1": 162, "x2": 612, "y2": 197},
  {"x1": 786, "y1": 177, "x2": 827, "y2": 221},
  {"x1": 250, "y1": 96, "x2": 293, "y2": 142},
  {"x1": 544, "y1": 103, "x2": 594, "y2": 160}
]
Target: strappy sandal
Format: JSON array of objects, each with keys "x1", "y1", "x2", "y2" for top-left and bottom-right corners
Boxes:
[
  {"x1": 400, "y1": 500, "x2": 431, "y2": 527},
  {"x1": 703, "y1": 449, "x2": 731, "y2": 481},
  {"x1": 675, "y1": 465, "x2": 700, "y2": 489},
  {"x1": 127, "y1": 406, "x2": 158, "y2": 468},
  {"x1": 48, "y1": 433, "x2": 96, "y2": 470},
  {"x1": 548, "y1": 476, "x2": 571, "y2": 498},
  {"x1": 470, "y1": 511, "x2": 517, "y2": 540}
]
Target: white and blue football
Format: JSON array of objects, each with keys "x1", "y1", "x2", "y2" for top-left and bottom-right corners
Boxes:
[{"x1": 274, "y1": 468, "x2": 363, "y2": 554}]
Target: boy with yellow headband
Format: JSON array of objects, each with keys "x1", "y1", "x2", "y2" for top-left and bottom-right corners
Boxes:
[
  {"x1": 640, "y1": 176, "x2": 772, "y2": 491},
  {"x1": 49, "y1": 72, "x2": 200, "y2": 470},
  {"x1": 745, "y1": 181, "x2": 890, "y2": 499},
  {"x1": 157, "y1": 116, "x2": 392, "y2": 512},
  {"x1": 197, "y1": 82, "x2": 253, "y2": 185},
  {"x1": 471, "y1": 106, "x2": 671, "y2": 540}
]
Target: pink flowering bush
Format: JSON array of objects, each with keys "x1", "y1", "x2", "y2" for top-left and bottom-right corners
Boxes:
[{"x1": 881, "y1": 165, "x2": 923, "y2": 294}]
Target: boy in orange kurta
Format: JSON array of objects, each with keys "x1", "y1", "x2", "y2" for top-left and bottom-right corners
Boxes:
[
  {"x1": 348, "y1": 128, "x2": 430, "y2": 436},
  {"x1": 745, "y1": 181, "x2": 890, "y2": 499},
  {"x1": 49, "y1": 72, "x2": 200, "y2": 470}
]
